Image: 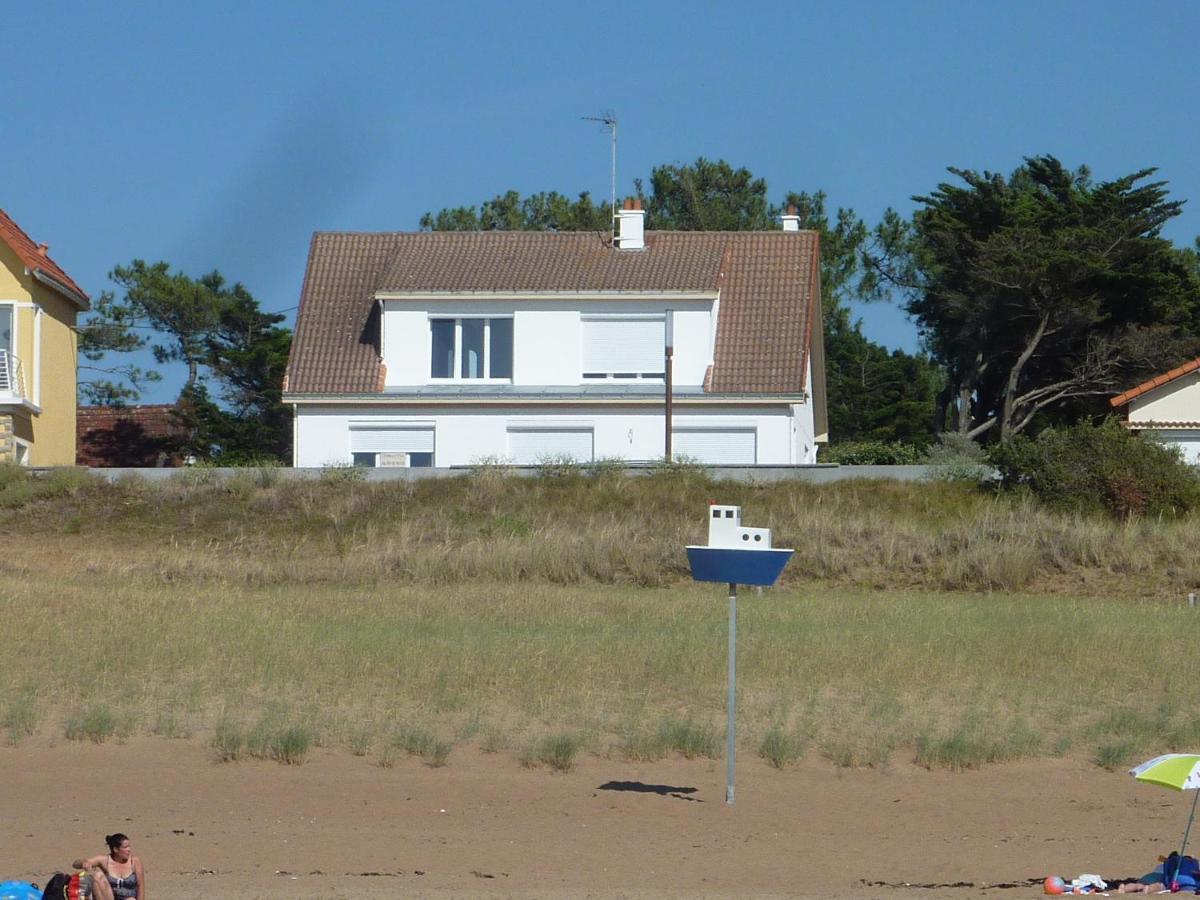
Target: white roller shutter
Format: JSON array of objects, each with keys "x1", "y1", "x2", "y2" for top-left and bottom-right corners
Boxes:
[
  {"x1": 672, "y1": 428, "x2": 756, "y2": 465},
  {"x1": 350, "y1": 427, "x2": 434, "y2": 453},
  {"x1": 582, "y1": 317, "x2": 664, "y2": 374},
  {"x1": 508, "y1": 428, "x2": 594, "y2": 464}
]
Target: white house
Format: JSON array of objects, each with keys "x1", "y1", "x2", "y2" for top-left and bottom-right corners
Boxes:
[
  {"x1": 283, "y1": 202, "x2": 827, "y2": 468},
  {"x1": 1111, "y1": 358, "x2": 1200, "y2": 463}
]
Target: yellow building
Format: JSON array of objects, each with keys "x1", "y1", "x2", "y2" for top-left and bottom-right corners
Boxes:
[{"x1": 0, "y1": 209, "x2": 90, "y2": 465}]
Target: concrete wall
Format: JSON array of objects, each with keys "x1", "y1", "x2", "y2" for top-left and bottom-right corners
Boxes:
[{"x1": 79, "y1": 464, "x2": 945, "y2": 483}]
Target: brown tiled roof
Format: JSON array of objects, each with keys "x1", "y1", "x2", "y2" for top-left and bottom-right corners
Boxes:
[
  {"x1": 0, "y1": 209, "x2": 90, "y2": 308},
  {"x1": 1110, "y1": 358, "x2": 1200, "y2": 408},
  {"x1": 285, "y1": 230, "x2": 822, "y2": 398},
  {"x1": 377, "y1": 232, "x2": 726, "y2": 293},
  {"x1": 77, "y1": 404, "x2": 186, "y2": 467}
]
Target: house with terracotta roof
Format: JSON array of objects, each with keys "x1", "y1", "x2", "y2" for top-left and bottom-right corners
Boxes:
[
  {"x1": 1111, "y1": 358, "x2": 1200, "y2": 463},
  {"x1": 0, "y1": 209, "x2": 90, "y2": 465},
  {"x1": 283, "y1": 202, "x2": 827, "y2": 468}
]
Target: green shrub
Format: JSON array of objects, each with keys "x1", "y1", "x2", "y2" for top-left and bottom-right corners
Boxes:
[
  {"x1": 4, "y1": 688, "x2": 39, "y2": 745},
  {"x1": 921, "y1": 433, "x2": 992, "y2": 482},
  {"x1": 0, "y1": 463, "x2": 26, "y2": 491},
  {"x1": 389, "y1": 725, "x2": 452, "y2": 767},
  {"x1": 65, "y1": 705, "x2": 118, "y2": 743},
  {"x1": 318, "y1": 463, "x2": 366, "y2": 484},
  {"x1": 266, "y1": 724, "x2": 313, "y2": 765},
  {"x1": 821, "y1": 441, "x2": 924, "y2": 465},
  {"x1": 759, "y1": 725, "x2": 805, "y2": 769},
  {"x1": 212, "y1": 717, "x2": 246, "y2": 761},
  {"x1": 990, "y1": 419, "x2": 1200, "y2": 518},
  {"x1": 656, "y1": 718, "x2": 720, "y2": 759},
  {"x1": 523, "y1": 733, "x2": 582, "y2": 771},
  {"x1": 1094, "y1": 739, "x2": 1139, "y2": 771}
]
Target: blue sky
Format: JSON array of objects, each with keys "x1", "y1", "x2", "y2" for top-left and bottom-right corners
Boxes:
[{"x1": 6, "y1": 2, "x2": 1199, "y2": 402}]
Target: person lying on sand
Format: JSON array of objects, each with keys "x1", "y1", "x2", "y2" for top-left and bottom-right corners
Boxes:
[
  {"x1": 1118, "y1": 851, "x2": 1198, "y2": 893},
  {"x1": 71, "y1": 832, "x2": 145, "y2": 900}
]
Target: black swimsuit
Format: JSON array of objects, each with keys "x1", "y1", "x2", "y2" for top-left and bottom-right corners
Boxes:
[{"x1": 107, "y1": 867, "x2": 138, "y2": 900}]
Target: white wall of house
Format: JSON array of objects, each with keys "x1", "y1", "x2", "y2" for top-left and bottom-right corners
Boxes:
[
  {"x1": 1127, "y1": 373, "x2": 1200, "y2": 424},
  {"x1": 1124, "y1": 377, "x2": 1200, "y2": 464},
  {"x1": 293, "y1": 404, "x2": 810, "y2": 468},
  {"x1": 380, "y1": 299, "x2": 715, "y2": 388}
]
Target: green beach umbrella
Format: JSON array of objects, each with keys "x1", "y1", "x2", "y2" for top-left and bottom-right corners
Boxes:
[{"x1": 1130, "y1": 754, "x2": 1200, "y2": 872}]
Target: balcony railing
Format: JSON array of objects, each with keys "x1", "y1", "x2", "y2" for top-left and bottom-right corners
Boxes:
[{"x1": 0, "y1": 349, "x2": 27, "y2": 400}]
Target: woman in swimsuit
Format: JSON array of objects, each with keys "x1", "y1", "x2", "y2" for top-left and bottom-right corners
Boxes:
[{"x1": 72, "y1": 832, "x2": 145, "y2": 900}]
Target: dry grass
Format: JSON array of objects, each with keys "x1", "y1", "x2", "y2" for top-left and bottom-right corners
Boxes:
[
  {"x1": 3, "y1": 466, "x2": 1200, "y2": 598},
  {"x1": 2, "y1": 466, "x2": 1199, "y2": 768}
]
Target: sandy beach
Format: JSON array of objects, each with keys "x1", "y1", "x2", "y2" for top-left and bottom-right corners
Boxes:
[{"x1": 0, "y1": 736, "x2": 1180, "y2": 899}]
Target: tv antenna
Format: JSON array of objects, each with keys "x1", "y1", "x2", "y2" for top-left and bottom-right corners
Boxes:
[{"x1": 582, "y1": 112, "x2": 618, "y2": 233}]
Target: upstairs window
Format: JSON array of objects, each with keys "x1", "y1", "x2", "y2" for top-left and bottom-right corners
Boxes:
[
  {"x1": 430, "y1": 317, "x2": 513, "y2": 380},
  {"x1": 581, "y1": 316, "x2": 664, "y2": 380}
]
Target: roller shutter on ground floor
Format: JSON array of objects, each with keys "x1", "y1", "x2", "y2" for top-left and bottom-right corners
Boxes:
[
  {"x1": 507, "y1": 428, "x2": 594, "y2": 464},
  {"x1": 349, "y1": 426, "x2": 435, "y2": 466},
  {"x1": 672, "y1": 428, "x2": 757, "y2": 465}
]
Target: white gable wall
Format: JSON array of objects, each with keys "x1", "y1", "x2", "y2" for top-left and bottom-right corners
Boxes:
[
  {"x1": 1127, "y1": 372, "x2": 1200, "y2": 425},
  {"x1": 1124, "y1": 373, "x2": 1200, "y2": 465},
  {"x1": 294, "y1": 404, "x2": 808, "y2": 468},
  {"x1": 380, "y1": 299, "x2": 714, "y2": 388}
]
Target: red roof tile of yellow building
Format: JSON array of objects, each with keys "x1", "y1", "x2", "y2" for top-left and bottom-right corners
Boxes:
[{"x1": 0, "y1": 209, "x2": 90, "y2": 308}]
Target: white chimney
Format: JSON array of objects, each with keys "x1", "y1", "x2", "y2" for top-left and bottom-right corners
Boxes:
[
  {"x1": 617, "y1": 197, "x2": 645, "y2": 250},
  {"x1": 781, "y1": 203, "x2": 801, "y2": 232}
]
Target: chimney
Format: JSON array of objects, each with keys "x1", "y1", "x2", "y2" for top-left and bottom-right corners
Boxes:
[
  {"x1": 36, "y1": 243, "x2": 49, "y2": 256},
  {"x1": 781, "y1": 204, "x2": 800, "y2": 232},
  {"x1": 617, "y1": 197, "x2": 645, "y2": 250}
]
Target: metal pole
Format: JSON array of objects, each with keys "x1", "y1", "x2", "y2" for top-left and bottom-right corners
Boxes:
[
  {"x1": 726, "y1": 581, "x2": 737, "y2": 805},
  {"x1": 1178, "y1": 789, "x2": 1200, "y2": 876},
  {"x1": 665, "y1": 311, "x2": 674, "y2": 461}
]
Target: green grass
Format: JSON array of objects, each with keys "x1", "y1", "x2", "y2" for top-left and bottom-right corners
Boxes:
[
  {"x1": 386, "y1": 725, "x2": 452, "y2": 767},
  {"x1": 3, "y1": 686, "x2": 39, "y2": 745},
  {"x1": 523, "y1": 733, "x2": 583, "y2": 771},
  {"x1": 759, "y1": 725, "x2": 805, "y2": 769},
  {"x1": 3, "y1": 470, "x2": 1200, "y2": 769},
  {"x1": 64, "y1": 705, "x2": 121, "y2": 743}
]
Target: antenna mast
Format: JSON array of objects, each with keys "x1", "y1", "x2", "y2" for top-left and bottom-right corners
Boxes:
[{"x1": 582, "y1": 112, "x2": 617, "y2": 239}]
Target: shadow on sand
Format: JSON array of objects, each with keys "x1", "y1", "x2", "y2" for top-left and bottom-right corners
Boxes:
[{"x1": 597, "y1": 781, "x2": 702, "y2": 802}]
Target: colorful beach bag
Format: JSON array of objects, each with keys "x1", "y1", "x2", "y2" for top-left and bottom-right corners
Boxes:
[{"x1": 38, "y1": 872, "x2": 91, "y2": 900}]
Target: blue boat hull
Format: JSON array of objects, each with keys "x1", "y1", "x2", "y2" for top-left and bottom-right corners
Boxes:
[{"x1": 686, "y1": 546, "x2": 793, "y2": 586}]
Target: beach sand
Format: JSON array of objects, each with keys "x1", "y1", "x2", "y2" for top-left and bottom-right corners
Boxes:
[{"x1": 1, "y1": 737, "x2": 1174, "y2": 899}]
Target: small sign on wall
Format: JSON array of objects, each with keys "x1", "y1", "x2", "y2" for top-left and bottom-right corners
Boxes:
[{"x1": 378, "y1": 452, "x2": 409, "y2": 467}]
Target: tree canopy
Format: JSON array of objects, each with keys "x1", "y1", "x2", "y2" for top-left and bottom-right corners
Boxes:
[
  {"x1": 868, "y1": 156, "x2": 1200, "y2": 442},
  {"x1": 78, "y1": 262, "x2": 292, "y2": 463}
]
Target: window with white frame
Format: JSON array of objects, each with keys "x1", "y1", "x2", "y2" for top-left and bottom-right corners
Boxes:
[
  {"x1": 581, "y1": 315, "x2": 664, "y2": 380},
  {"x1": 349, "y1": 426, "x2": 435, "y2": 468},
  {"x1": 430, "y1": 317, "x2": 513, "y2": 380}
]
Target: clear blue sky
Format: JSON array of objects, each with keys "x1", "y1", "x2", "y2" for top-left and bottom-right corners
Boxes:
[{"x1": 6, "y1": 1, "x2": 1199, "y2": 402}]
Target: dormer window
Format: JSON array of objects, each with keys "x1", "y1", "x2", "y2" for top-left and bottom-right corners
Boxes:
[{"x1": 430, "y1": 317, "x2": 513, "y2": 380}]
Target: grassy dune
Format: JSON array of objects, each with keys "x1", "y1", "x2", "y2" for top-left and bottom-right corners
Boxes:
[{"x1": 1, "y1": 464, "x2": 1198, "y2": 769}]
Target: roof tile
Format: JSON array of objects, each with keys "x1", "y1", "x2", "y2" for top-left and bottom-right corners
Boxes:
[
  {"x1": 0, "y1": 209, "x2": 89, "y2": 307},
  {"x1": 1111, "y1": 357, "x2": 1200, "y2": 407},
  {"x1": 285, "y1": 230, "x2": 821, "y2": 397}
]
